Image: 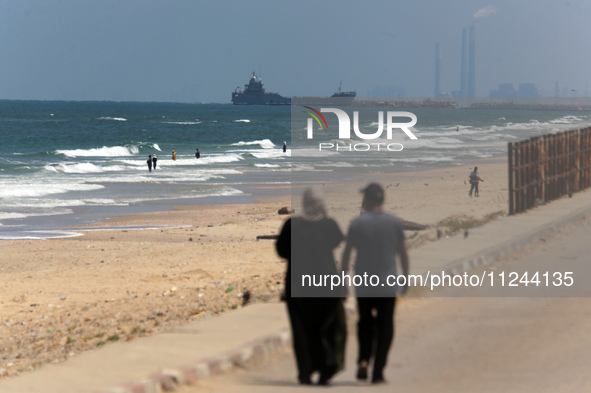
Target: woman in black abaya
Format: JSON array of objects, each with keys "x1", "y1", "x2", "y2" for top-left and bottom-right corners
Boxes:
[{"x1": 276, "y1": 188, "x2": 347, "y2": 385}]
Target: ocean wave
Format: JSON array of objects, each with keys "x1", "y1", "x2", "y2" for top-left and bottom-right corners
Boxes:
[
  {"x1": 98, "y1": 117, "x2": 127, "y2": 121},
  {"x1": 152, "y1": 143, "x2": 161, "y2": 151},
  {"x1": 0, "y1": 212, "x2": 28, "y2": 220},
  {"x1": 549, "y1": 115, "x2": 584, "y2": 124},
  {"x1": 389, "y1": 156, "x2": 456, "y2": 163},
  {"x1": 0, "y1": 183, "x2": 104, "y2": 198},
  {"x1": 56, "y1": 145, "x2": 139, "y2": 157},
  {"x1": 194, "y1": 153, "x2": 244, "y2": 164},
  {"x1": 254, "y1": 163, "x2": 281, "y2": 168},
  {"x1": 314, "y1": 161, "x2": 356, "y2": 168},
  {"x1": 248, "y1": 150, "x2": 287, "y2": 159},
  {"x1": 0, "y1": 231, "x2": 84, "y2": 240},
  {"x1": 163, "y1": 121, "x2": 202, "y2": 125},
  {"x1": 233, "y1": 119, "x2": 251, "y2": 123},
  {"x1": 231, "y1": 139, "x2": 275, "y2": 149},
  {"x1": 46, "y1": 162, "x2": 129, "y2": 174}
]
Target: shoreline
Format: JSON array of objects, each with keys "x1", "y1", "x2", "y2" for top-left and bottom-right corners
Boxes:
[{"x1": 0, "y1": 155, "x2": 503, "y2": 241}]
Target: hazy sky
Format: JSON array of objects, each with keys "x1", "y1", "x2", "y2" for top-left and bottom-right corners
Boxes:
[{"x1": 1, "y1": 0, "x2": 590, "y2": 102}]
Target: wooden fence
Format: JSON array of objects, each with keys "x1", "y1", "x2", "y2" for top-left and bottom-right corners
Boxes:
[{"x1": 508, "y1": 127, "x2": 591, "y2": 215}]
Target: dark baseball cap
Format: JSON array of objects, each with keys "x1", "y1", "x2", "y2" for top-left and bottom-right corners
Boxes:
[{"x1": 360, "y1": 182, "x2": 384, "y2": 205}]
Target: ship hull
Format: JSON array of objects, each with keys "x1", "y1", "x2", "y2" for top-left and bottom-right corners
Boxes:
[{"x1": 231, "y1": 92, "x2": 291, "y2": 105}]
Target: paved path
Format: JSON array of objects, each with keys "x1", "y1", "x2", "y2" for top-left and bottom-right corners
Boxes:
[
  {"x1": 176, "y1": 213, "x2": 591, "y2": 392},
  {"x1": 1, "y1": 189, "x2": 590, "y2": 393}
]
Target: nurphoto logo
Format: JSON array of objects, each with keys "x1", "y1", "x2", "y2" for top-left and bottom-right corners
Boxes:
[{"x1": 303, "y1": 106, "x2": 418, "y2": 152}]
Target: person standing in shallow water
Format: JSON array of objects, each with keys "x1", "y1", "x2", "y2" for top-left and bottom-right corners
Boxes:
[
  {"x1": 152, "y1": 154, "x2": 158, "y2": 170},
  {"x1": 195, "y1": 148, "x2": 201, "y2": 159},
  {"x1": 172, "y1": 150, "x2": 176, "y2": 161},
  {"x1": 283, "y1": 141, "x2": 287, "y2": 153},
  {"x1": 147, "y1": 155, "x2": 152, "y2": 172}
]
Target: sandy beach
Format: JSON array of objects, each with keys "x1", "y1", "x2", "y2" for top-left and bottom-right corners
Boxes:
[{"x1": 0, "y1": 158, "x2": 508, "y2": 379}]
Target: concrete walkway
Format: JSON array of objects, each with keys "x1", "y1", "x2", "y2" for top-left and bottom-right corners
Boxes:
[{"x1": 1, "y1": 189, "x2": 590, "y2": 393}]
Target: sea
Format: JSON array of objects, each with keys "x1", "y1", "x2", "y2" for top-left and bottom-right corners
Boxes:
[{"x1": 1, "y1": 99, "x2": 590, "y2": 239}]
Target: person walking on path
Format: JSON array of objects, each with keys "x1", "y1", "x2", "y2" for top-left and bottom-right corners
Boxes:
[
  {"x1": 342, "y1": 182, "x2": 410, "y2": 384},
  {"x1": 152, "y1": 154, "x2": 158, "y2": 170},
  {"x1": 276, "y1": 188, "x2": 347, "y2": 386},
  {"x1": 469, "y1": 166, "x2": 483, "y2": 197},
  {"x1": 147, "y1": 155, "x2": 152, "y2": 172}
]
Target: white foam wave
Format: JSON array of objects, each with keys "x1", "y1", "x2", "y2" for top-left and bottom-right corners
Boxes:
[
  {"x1": 234, "y1": 119, "x2": 251, "y2": 123},
  {"x1": 254, "y1": 164, "x2": 281, "y2": 168},
  {"x1": 389, "y1": 156, "x2": 456, "y2": 163},
  {"x1": 163, "y1": 121, "x2": 202, "y2": 125},
  {"x1": 549, "y1": 115, "x2": 584, "y2": 124},
  {"x1": 0, "y1": 231, "x2": 83, "y2": 240},
  {"x1": 153, "y1": 143, "x2": 161, "y2": 151},
  {"x1": 98, "y1": 117, "x2": 127, "y2": 121},
  {"x1": 0, "y1": 183, "x2": 104, "y2": 198},
  {"x1": 56, "y1": 145, "x2": 139, "y2": 158},
  {"x1": 0, "y1": 212, "x2": 27, "y2": 220},
  {"x1": 250, "y1": 150, "x2": 287, "y2": 159},
  {"x1": 195, "y1": 154, "x2": 244, "y2": 164},
  {"x1": 292, "y1": 164, "x2": 333, "y2": 172},
  {"x1": 314, "y1": 161, "x2": 356, "y2": 168},
  {"x1": 231, "y1": 139, "x2": 275, "y2": 149}
]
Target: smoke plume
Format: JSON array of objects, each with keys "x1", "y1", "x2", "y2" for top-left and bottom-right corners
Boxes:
[{"x1": 474, "y1": 6, "x2": 498, "y2": 19}]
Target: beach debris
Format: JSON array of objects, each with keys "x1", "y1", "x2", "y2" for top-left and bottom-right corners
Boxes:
[
  {"x1": 242, "y1": 290, "x2": 251, "y2": 306},
  {"x1": 188, "y1": 237, "x2": 193, "y2": 241},
  {"x1": 401, "y1": 220, "x2": 427, "y2": 231},
  {"x1": 256, "y1": 234, "x2": 279, "y2": 240},
  {"x1": 225, "y1": 285, "x2": 235, "y2": 294},
  {"x1": 278, "y1": 207, "x2": 291, "y2": 215}
]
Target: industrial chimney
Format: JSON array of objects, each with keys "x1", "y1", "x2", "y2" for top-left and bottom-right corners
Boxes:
[
  {"x1": 435, "y1": 43, "x2": 441, "y2": 97},
  {"x1": 468, "y1": 25, "x2": 476, "y2": 97}
]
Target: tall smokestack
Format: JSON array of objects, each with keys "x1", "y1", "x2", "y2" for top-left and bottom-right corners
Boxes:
[
  {"x1": 468, "y1": 25, "x2": 476, "y2": 97},
  {"x1": 434, "y1": 43, "x2": 441, "y2": 97},
  {"x1": 460, "y1": 28, "x2": 468, "y2": 97}
]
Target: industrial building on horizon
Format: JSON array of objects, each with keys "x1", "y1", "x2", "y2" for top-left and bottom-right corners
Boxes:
[{"x1": 434, "y1": 26, "x2": 577, "y2": 99}]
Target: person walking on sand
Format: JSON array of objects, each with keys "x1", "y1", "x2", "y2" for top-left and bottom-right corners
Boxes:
[
  {"x1": 195, "y1": 148, "x2": 201, "y2": 159},
  {"x1": 342, "y1": 183, "x2": 410, "y2": 384},
  {"x1": 147, "y1": 155, "x2": 152, "y2": 172},
  {"x1": 276, "y1": 188, "x2": 347, "y2": 386},
  {"x1": 172, "y1": 150, "x2": 176, "y2": 161},
  {"x1": 469, "y1": 166, "x2": 483, "y2": 197},
  {"x1": 152, "y1": 154, "x2": 158, "y2": 170}
]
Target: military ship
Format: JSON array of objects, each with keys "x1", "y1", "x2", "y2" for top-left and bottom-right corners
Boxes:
[
  {"x1": 231, "y1": 72, "x2": 291, "y2": 105},
  {"x1": 331, "y1": 80, "x2": 357, "y2": 101}
]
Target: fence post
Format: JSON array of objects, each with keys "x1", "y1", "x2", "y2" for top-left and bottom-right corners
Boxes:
[{"x1": 508, "y1": 142, "x2": 514, "y2": 215}]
